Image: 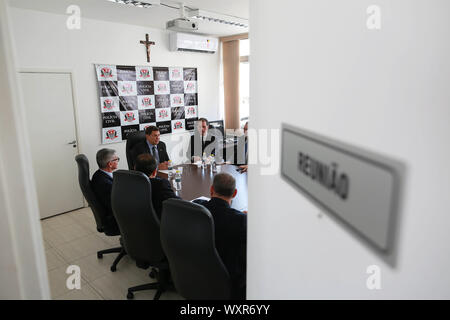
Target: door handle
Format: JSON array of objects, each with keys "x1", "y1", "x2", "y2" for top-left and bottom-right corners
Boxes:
[{"x1": 67, "y1": 140, "x2": 77, "y2": 148}]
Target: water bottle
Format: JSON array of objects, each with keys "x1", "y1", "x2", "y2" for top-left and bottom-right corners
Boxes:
[
  {"x1": 201, "y1": 152, "x2": 207, "y2": 169},
  {"x1": 174, "y1": 170, "x2": 182, "y2": 190},
  {"x1": 167, "y1": 160, "x2": 173, "y2": 179},
  {"x1": 211, "y1": 156, "x2": 217, "y2": 173}
]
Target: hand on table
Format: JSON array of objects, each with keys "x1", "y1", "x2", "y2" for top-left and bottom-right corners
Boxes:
[
  {"x1": 158, "y1": 162, "x2": 169, "y2": 170},
  {"x1": 238, "y1": 165, "x2": 248, "y2": 173}
]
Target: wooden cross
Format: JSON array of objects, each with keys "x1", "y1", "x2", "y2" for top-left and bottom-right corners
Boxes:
[{"x1": 139, "y1": 33, "x2": 155, "y2": 63}]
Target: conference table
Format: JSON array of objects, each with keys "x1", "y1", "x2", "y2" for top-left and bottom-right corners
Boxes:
[{"x1": 158, "y1": 163, "x2": 248, "y2": 211}]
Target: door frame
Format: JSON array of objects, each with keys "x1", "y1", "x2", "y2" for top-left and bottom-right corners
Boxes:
[
  {"x1": 18, "y1": 68, "x2": 87, "y2": 208},
  {"x1": 0, "y1": 0, "x2": 50, "y2": 299}
]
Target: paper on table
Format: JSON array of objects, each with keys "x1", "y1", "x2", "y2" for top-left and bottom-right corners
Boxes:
[
  {"x1": 160, "y1": 167, "x2": 182, "y2": 174},
  {"x1": 191, "y1": 196, "x2": 210, "y2": 202},
  {"x1": 193, "y1": 161, "x2": 229, "y2": 166}
]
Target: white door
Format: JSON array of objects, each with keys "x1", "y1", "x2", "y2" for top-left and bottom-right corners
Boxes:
[{"x1": 19, "y1": 72, "x2": 84, "y2": 219}]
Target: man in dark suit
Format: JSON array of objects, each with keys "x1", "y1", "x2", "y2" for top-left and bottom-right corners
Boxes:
[
  {"x1": 131, "y1": 126, "x2": 170, "y2": 170},
  {"x1": 194, "y1": 173, "x2": 247, "y2": 300},
  {"x1": 91, "y1": 148, "x2": 120, "y2": 231},
  {"x1": 134, "y1": 153, "x2": 180, "y2": 220},
  {"x1": 187, "y1": 118, "x2": 217, "y2": 162}
]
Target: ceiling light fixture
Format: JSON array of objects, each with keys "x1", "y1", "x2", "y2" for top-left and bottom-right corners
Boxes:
[
  {"x1": 107, "y1": 0, "x2": 161, "y2": 8},
  {"x1": 187, "y1": 9, "x2": 248, "y2": 28}
]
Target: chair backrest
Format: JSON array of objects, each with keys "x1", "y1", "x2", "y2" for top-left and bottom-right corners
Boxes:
[
  {"x1": 209, "y1": 120, "x2": 225, "y2": 138},
  {"x1": 125, "y1": 130, "x2": 146, "y2": 169},
  {"x1": 160, "y1": 199, "x2": 232, "y2": 300},
  {"x1": 74, "y1": 154, "x2": 107, "y2": 233},
  {"x1": 111, "y1": 170, "x2": 165, "y2": 265}
]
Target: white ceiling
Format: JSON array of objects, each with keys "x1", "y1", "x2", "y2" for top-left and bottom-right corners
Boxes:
[{"x1": 8, "y1": 0, "x2": 249, "y2": 37}]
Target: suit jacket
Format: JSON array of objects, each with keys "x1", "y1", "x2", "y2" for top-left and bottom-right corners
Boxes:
[
  {"x1": 131, "y1": 140, "x2": 170, "y2": 168},
  {"x1": 194, "y1": 197, "x2": 247, "y2": 294},
  {"x1": 188, "y1": 134, "x2": 216, "y2": 161},
  {"x1": 91, "y1": 170, "x2": 119, "y2": 231},
  {"x1": 150, "y1": 176, "x2": 180, "y2": 220}
]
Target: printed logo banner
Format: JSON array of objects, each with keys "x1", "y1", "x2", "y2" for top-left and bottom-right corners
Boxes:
[
  {"x1": 95, "y1": 64, "x2": 198, "y2": 144},
  {"x1": 100, "y1": 97, "x2": 120, "y2": 113}
]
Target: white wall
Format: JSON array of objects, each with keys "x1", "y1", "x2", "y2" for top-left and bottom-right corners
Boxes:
[
  {"x1": 9, "y1": 7, "x2": 222, "y2": 171},
  {"x1": 248, "y1": 0, "x2": 450, "y2": 298}
]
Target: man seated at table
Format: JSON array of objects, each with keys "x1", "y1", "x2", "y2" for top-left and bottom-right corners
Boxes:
[
  {"x1": 134, "y1": 153, "x2": 180, "y2": 220},
  {"x1": 91, "y1": 148, "x2": 120, "y2": 232},
  {"x1": 132, "y1": 126, "x2": 170, "y2": 170},
  {"x1": 193, "y1": 173, "x2": 247, "y2": 299},
  {"x1": 187, "y1": 118, "x2": 217, "y2": 162}
]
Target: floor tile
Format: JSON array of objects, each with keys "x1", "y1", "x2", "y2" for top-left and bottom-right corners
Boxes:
[
  {"x1": 90, "y1": 274, "x2": 133, "y2": 300},
  {"x1": 72, "y1": 252, "x2": 128, "y2": 283},
  {"x1": 69, "y1": 209, "x2": 96, "y2": 224},
  {"x1": 45, "y1": 223, "x2": 94, "y2": 247},
  {"x1": 45, "y1": 248, "x2": 67, "y2": 271},
  {"x1": 56, "y1": 283, "x2": 104, "y2": 300},
  {"x1": 42, "y1": 238, "x2": 52, "y2": 250},
  {"x1": 41, "y1": 207, "x2": 182, "y2": 300},
  {"x1": 41, "y1": 213, "x2": 78, "y2": 230},
  {"x1": 53, "y1": 234, "x2": 112, "y2": 263},
  {"x1": 96, "y1": 233, "x2": 121, "y2": 247},
  {"x1": 48, "y1": 264, "x2": 87, "y2": 299},
  {"x1": 42, "y1": 227, "x2": 68, "y2": 248}
]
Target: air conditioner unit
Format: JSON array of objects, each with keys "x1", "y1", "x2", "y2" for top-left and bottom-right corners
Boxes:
[{"x1": 169, "y1": 32, "x2": 218, "y2": 54}]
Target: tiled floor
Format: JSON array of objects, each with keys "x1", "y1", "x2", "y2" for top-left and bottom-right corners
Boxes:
[{"x1": 41, "y1": 207, "x2": 183, "y2": 300}]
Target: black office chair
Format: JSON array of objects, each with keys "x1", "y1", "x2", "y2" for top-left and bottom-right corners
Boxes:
[
  {"x1": 209, "y1": 120, "x2": 225, "y2": 139},
  {"x1": 111, "y1": 170, "x2": 170, "y2": 300},
  {"x1": 160, "y1": 199, "x2": 232, "y2": 300},
  {"x1": 125, "y1": 131, "x2": 146, "y2": 170},
  {"x1": 74, "y1": 154, "x2": 126, "y2": 272}
]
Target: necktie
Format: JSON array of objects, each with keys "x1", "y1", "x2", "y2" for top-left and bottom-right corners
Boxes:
[{"x1": 153, "y1": 145, "x2": 160, "y2": 164}]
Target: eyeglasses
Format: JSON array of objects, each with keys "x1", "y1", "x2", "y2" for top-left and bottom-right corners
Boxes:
[{"x1": 110, "y1": 157, "x2": 120, "y2": 162}]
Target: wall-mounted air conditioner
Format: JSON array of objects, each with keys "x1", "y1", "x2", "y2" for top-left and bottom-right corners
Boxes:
[{"x1": 169, "y1": 32, "x2": 219, "y2": 54}]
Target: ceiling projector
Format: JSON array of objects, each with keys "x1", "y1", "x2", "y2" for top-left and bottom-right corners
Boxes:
[{"x1": 166, "y1": 18, "x2": 199, "y2": 32}]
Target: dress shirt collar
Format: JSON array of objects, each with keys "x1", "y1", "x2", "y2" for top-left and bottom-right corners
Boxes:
[
  {"x1": 210, "y1": 197, "x2": 231, "y2": 208},
  {"x1": 100, "y1": 169, "x2": 113, "y2": 179}
]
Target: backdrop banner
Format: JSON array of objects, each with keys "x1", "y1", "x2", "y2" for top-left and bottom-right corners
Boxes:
[{"x1": 95, "y1": 64, "x2": 199, "y2": 144}]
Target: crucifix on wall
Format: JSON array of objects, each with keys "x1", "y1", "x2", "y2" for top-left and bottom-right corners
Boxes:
[{"x1": 139, "y1": 33, "x2": 155, "y2": 63}]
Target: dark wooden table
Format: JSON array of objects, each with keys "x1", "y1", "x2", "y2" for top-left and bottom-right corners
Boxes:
[{"x1": 158, "y1": 164, "x2": 248, "y2": 211}]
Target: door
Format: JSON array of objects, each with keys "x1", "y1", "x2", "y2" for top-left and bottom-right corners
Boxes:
[{"x1": 19, "y1": 72, "x2": 84, "y2": 219}]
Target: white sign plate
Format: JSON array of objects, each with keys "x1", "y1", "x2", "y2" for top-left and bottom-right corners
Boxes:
[{"x1": 281, "y1": 124, "x2": 403, "y2": 252}]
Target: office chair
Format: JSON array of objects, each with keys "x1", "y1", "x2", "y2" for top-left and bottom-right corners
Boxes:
[
  {"x1": 111, "y1": 170, "x2": 170, "y2": 300},
  {"x1": 161, "y1": 199, "x2": 232, "y2": 300},
  {"x1": 125, "y1": 131, "x2": 146, "y2": 170},
  {"x1": 208, "y1": 120, "x2": 225, "y2": 138},
  {"x1": 74, "y1": 154, "x2": 126, "y2": 272}
]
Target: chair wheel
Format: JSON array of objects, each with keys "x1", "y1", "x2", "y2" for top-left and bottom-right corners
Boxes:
[
  {"x1": 127, "y1": 292, "x2": 134, "y2": 300},
  {"x1": 110, "y1": 265, "x2": 116, "y2": 272},
  {"x1": 97, "y1": 252, "x2": 103, "y2": 259}
]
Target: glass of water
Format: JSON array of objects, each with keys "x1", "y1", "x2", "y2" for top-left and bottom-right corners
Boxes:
[{"x1": 167, "y1": 160, "x2": 174, "y2": 179}]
